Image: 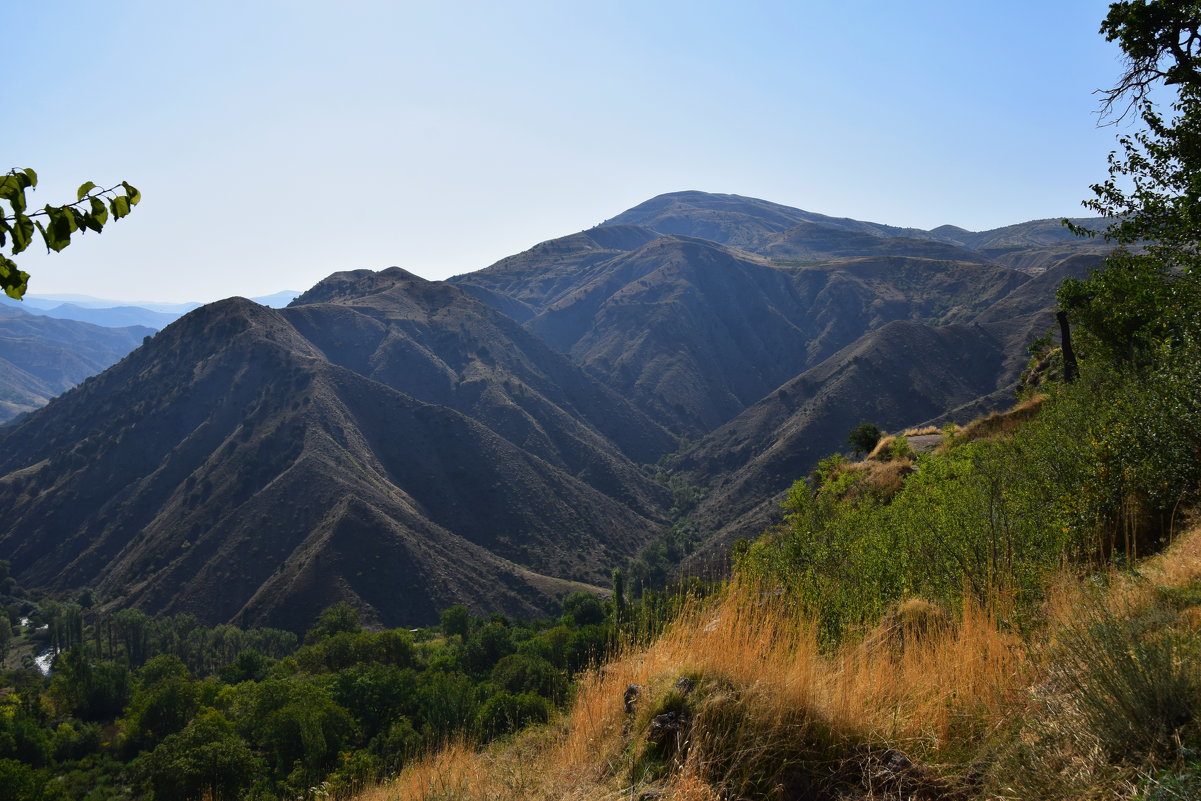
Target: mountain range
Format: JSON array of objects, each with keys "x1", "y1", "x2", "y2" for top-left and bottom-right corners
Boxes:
[
  {"x1": 0, "y1": 290, "x2": 300, "y2": 331},
  {"x1": 0, "y1": 291, "x2": 302, "y2": 425},
  {"x1": 0, "y1": 191, "x2": 1109, "y2": 630},
  {"x1": 0, "y1": 305, "x2": 154, "y2": 423}
]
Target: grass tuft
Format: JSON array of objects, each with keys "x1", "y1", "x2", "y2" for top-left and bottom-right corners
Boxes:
[{"x1": 951, "y1": 393, "x2": 1046, "y2": 446}]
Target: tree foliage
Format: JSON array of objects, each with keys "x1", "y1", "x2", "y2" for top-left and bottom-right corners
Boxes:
[
  {"x1": 0, "y1": 168, "x2": 141, "y2": 299},
  {"x1": 1082, "y1": 1, "x2": 1201, "y2": 250},
  {"x1": 1063, "y1": 1, "x2": 1201, "y2": 371},
  {"x1": 0, "y1": 589, "x2": 666, "y2": 798},
  {"x1": 1098, "y1": 1, "x2": 1201, "y2": 118},
  {"x1": 136, "y1": 711, "x2": 261, "y2": 801},
  {"x1": 846, "y1": 423, "x2": 882, "y2": 457}
]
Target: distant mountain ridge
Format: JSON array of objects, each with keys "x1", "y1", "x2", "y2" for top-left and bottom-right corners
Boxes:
[
  {"x1": 0, "y1": 305, "x2": 154, "y2": 423},
  {"x1": 1, "y1": 290, "x2": 300, "y2": 330},
  {"x1": 0, "y1": 191, "x2": 1110, "y2": 630},
  {"x1": 599, "y1": 191, "x2": 1102, "y2": 257}
]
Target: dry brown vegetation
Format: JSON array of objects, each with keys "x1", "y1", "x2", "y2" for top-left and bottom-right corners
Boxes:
[
  {"x1": 864, "y1": 436, "x2": 896, "y2": 462},
  {"x1": 360, "y1": 586, "x2": 1021, "y2": 799},
  {"x1": 842, "y1": 458, "x2": 914, "y2": 503},
  {"x1": 823, "y1": 435, "x2": 917, "y2": 503},
  {"x1": 951, "y1": 394, "x2": 1047, "y2": 447},
  {"x1": 356, "y1": 520, "x2": 1201, "y2": 801},
  {"x1": 901, "y1": 425, "x2": 943, "y2": 437}
]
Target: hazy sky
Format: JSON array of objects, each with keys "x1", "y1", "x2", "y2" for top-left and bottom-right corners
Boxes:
[{"x1": 9, "y1": 1, "x2": 1125, "y2": 303}]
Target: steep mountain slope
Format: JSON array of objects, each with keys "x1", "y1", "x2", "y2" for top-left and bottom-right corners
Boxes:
[
  {"x1": 523, "y1": 235, "x2": 1028, "y2": 435},
  {"x1": 0, "y1": 191, "x2": 1108, "y2": 628},
  {"x1": 0, "y1": 306, "x2": 153, "y2": 423},
  {"x1": 668, "y1": 252, "x2": 1104, "y2": 558},
  {"x1": 676, "y1": 319, "x2": 1014, "y2": 558},
  {"x1": 455, "y1": 192, "x2": 1098, "y2": 442},
  {"x1": 604, "y1": 191, "x2": 1110, "y2": 270},
  {"x1": 449, "y1": 225, "x2": 659, "y2": 319},
  {"x1": 760, "y1": 221, "x2": 984, "y2": 263},
  {"x1": 973, "y1": 253, "x2": 1105, "y2": 327},
  {"x1": 929, "y1": 216, "x2": 1103, "y2": 256},
  {"x1": 0, "y1": 292, "x2": 669, "y2": 630},
  {"x1": 286, "y1": 267, "x2": 674, "y2": 501}
]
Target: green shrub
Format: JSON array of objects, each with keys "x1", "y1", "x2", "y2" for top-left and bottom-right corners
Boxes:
[
  {"x1": 490, "y1": 654, "x2": 564, "y2": 700},
  {"x1": 1047, "y1": 597, "x2": 1199, "y2": 761},
  {"x1": 847, "y1": 423, "x2": 882, "y2": 457},
  {"x1": 135, "y1": 711, "x2": 262, "y2": 801},
  {"x1": 475, "y1": 691, "x2": 550, "y2": 738}
]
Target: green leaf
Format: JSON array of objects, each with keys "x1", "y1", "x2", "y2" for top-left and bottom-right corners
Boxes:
[
  {"x1": 110, "y1": 195, "x2": 131, "y2": 219},
  {"x1": 35, "y1": 219, "x2": 70, "y2": 253},
  {"x1": 50, "y1": 205, "x2": 79, "y2": 234},
  {"x1": 21, "y1": 168, "x2": 37, "y2": 188},
  {"x1": 89, "y1": 196, "x2": 108, "y2": 227},
  {"x1": 0, "y1": 255, "x2": 29, "y2": 299},
  {"x1": 76, "y1": 181, "x2": 96, "y2": 201},
  {"x1": 35, "y1": 219, "x2": 53, "y2": 250},
  {"x1": 43, "y1": 207, "x2": 75, "y2": 252},
  {"x1": 11, "y1": 214, "x2": 34, "y2": 254},
  {"x1": 121, "y1": 181, "x2": 141, "y2": 206},
  {"x1": 6, "y1": 181, "x2": 26, "y2": 214}
]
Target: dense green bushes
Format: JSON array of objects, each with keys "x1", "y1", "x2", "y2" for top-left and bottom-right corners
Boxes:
[{"x1": 740, "y1": 346, "x2": 1201, "y2": 640}]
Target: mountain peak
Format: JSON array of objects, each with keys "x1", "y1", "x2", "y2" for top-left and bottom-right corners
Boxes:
[{"x1": 290, "y1": 266, "x2": 428, "y2": 307}]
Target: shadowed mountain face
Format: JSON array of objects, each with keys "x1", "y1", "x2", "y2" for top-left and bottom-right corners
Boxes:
[
  {"x1": 0, "y1": 191, "x2": 1110, "y2": 629},
  {"x1": 0, "y1": 288, "x2": 668, "y2": 630},
  {"x1": 463, "y1": 234, "x2": 1030, "y2": 436},
  {"x1": 286, "y1": 267, "x2": 674, "y2": 496},
  {"x1": 450, "y1": 225, "x2": 661, "y2": 320}
]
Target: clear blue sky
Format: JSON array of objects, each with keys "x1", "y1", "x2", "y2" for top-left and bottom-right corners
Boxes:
[{"x1": 9, "y1": 1, "x2": 1124, "y2": 303}]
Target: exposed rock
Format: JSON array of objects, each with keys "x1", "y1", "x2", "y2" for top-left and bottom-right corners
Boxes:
[
  {"x1": 623, "y1": 684, "x2": 642, "y2": 714},
  {"x1": 647, "y1": 710, "x2": 691, "y2": 745}
]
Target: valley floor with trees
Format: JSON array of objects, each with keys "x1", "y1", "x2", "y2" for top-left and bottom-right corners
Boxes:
[{"x1": 0, "y1": 581, "x2": 693, "y2": 800}]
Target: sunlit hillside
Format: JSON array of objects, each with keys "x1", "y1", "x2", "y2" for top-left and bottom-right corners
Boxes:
[{"x1": 366, "y1": 517, "x2": 1201, "y2": 801}]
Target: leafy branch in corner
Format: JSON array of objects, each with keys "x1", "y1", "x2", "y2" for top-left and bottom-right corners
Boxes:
[{"x1": 0, "y1": 167, "x2": 141, "y2": 300}]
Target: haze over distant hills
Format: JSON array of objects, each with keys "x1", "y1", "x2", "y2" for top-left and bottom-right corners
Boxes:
[
  {"x1": 0, "y1": 291, "x2": 302, "y2": 424},
  {"x1": 0, "y1": 305, "x2": 155, "y2": 424},
  {"x1": 0, "y1": 191, "x2": 1111, "y2": 630},
  {"x1": 0, "y1": 289, "x2": 301, "y2": 330}
]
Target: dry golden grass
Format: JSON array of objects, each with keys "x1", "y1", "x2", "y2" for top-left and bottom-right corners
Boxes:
[
  {"x1": 828, "y1": 454, "x2": 915, "y2": 502},
  {"x1": 361, "y1": 521, "x2": 1201, "y2": 801},
  {"x1": 865, "y1": 434, "x2": 898, "y2": 461},
  {"x1": 365, "y1": 581, "x2": 1027, "y2": 801},
  {"x1": 1042, "y1": 514, "x2": 1201, "y2": 630},
  {"x1": 951, "y1": 393, "x2": 1047, "y2": 447},
  {"x1": 855, "y1": 458, "x2": 914, "y2": 500},
  {"x1": 987, "y1": 521, "x2": 1201, "y2": 799},
  {"x1": 901, "y1": 425, "x2": 942, "y2": 437}
]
